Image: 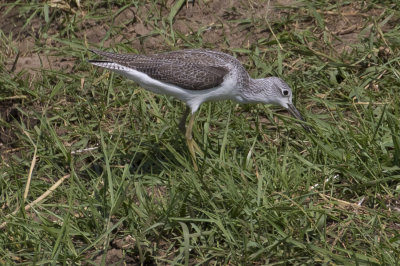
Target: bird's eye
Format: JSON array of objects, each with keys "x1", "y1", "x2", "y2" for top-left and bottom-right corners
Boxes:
[{"x1": 282, "y1": 90, "x2": 289, "y2": 96}]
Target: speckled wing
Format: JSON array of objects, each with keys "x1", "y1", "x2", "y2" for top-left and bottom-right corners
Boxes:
[{"x1": 89, "y1": 49, "x2": 230, "y2": 90}]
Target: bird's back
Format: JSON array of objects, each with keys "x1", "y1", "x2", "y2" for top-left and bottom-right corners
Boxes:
[{"x1": 89, "y1": 49, "x2": 249, "y2": 91}]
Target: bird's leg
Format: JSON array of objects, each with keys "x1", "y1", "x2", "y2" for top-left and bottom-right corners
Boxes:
[
  {"x1": 178, "y1": 106, "x2": 190, "y2": 134},
  {"x1": 185, "y1": 112, "x2": 203, "y2": 170}
]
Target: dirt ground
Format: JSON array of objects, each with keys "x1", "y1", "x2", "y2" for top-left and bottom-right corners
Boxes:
[{"x1": 1, "y1": 1, "x2": 388, "y2": 74}]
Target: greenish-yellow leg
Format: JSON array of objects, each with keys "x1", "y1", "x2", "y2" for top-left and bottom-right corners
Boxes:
[
  {"x1": 184, "y1": 112, "x2": 203, "y2": 170},
  {"x1": 179, "y1": 106, "x2": 190, "y2": 134}
]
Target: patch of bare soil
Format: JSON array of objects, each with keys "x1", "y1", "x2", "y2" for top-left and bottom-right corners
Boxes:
[
  {"x1": 2, "y1": 0, "x2": 394, "y2": 79},
  {"x1": 0, "y1": 4, "x2": 74, "y2": 75},
  {"x1": 1, "y1": 1, "x2": 394, "y2": 77},
  {"x1": 92, "y1": 248, "x2": 138, "y2": 265}
]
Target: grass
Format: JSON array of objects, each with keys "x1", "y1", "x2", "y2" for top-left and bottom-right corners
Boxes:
[{"x1": 1, "y1": 0, "x2": 400, "y2": 264}]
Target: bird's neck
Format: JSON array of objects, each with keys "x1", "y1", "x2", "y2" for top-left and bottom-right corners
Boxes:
[{"x1": 235, "y1": 78, "x2": 272, "y2": 104}]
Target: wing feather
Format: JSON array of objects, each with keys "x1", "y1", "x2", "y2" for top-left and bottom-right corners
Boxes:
[{"x1": 89, "y1": 49, "x2": 230, "y2": 90}]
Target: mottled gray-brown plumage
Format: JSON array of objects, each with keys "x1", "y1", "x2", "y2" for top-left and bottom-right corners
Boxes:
[{"x1": 89, "y1": 49, "x2": 250, "y2": 91}]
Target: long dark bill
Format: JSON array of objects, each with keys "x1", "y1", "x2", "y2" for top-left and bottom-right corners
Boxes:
[{"x1": 287, "y1": 103, "x2": 313, "y2": 133}]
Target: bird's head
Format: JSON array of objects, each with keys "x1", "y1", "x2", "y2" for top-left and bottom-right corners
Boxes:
[{"x1": 247, "y1": 77, "x2": 311, "y2": 132}]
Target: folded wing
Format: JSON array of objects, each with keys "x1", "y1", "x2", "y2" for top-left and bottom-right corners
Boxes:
[{"x1": 89, "y1": 49, "x2": 230, "y2": 90}]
